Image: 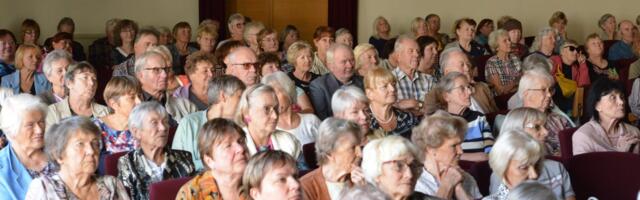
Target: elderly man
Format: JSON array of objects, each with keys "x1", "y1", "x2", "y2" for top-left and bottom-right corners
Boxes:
[
  {"x1": 217, "y1": 13, "x2": 245, "y2": 49},
  {"x1": 88, "y1": 18, "x2": 119, "y2": 69},
  {"x1": 113, "y1": 28, "x2": 159, "y2": 77},
  {"x1": 134, "y1": 51, "x2": 196, "y2": 123},
  {"x1": 609, "y1": 20, "x2": 637, "y2": 62},
  {"x1": 424, "y1": 47, "x2": 498, "y2": 114},
  {"x1": 224, "y1": 46, "x2": 259, "y2": 86},
  {"x1": 392, "y1": 35, "x2": 436, "y2": 114},
  {"x1": 310, "y1": 44, "x2": 364, "y2": 120}
]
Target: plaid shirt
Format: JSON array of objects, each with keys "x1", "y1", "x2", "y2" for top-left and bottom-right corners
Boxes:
[
  {"x1": 112, "y1": 56, "x2": 136, "y2": 77},
  {"x1": 484, "y1": 54, "x2": 522, "y2": 86},
  {"x1": 392, "y1": 67, "x2": 435, "y2": 101}
]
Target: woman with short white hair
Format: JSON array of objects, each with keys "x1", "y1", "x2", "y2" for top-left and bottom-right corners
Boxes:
[
  {"x1": 529, "y1": 27, "x2": 556, "y2": 58},
  {"x1": 500, "y1": 108, "x2": 548, "y2": 143},
  {"x1": 332, "y1": 86, "x2": 381, "y2": 141},
  {"x1": 485, "y1": 29, "x2": 522, "y2": 95},
  {"x1": 40, "y1": 50, "x2": 72, "y2": 105},
  {"x1": 361, "y1": 135, "x2": 428, "y2": 200},
  {"x1": 335, "y1": 28, "x2": 354, "y2": 49}
]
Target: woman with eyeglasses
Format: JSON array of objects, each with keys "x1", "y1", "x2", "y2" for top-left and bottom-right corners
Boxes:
[
  {"x1": 549, "y1": 40, "x2": 590, "y2": 114},
  {"x1": 432, "y1": 72, "x2": 494, "y2": 162}
]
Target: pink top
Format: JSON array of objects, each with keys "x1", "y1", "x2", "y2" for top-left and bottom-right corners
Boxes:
[
  {"x1": 550, "y1": 56, "x2": 591, "y2": 87},
  {"x1": 572, "y1": 119, "x2": 640, "y2": 155}
]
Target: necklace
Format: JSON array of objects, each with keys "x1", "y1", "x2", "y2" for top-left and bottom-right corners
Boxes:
[{"x1": 370, "y1": 105, "x2": 395, "y2": 124}]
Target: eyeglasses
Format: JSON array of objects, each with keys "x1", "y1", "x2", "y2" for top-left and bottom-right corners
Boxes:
[
  {"x1": 450, "y1": 84, "x2": 475, "y2": 93},
  {"x1": 229, "y1": 62, "x2": 258, "y2": 70},
  {"x1": 383, "y1": 159, "x2": 421, "y2": 173},
  {"x1": 528, "y1": 87, "x2": 555, "y2": 95},
  {"x1": 144, "y1": 67, "x2": 172, "y2": 74},
  {"x1": 564, "y1": 46, "x2": 577, "y2": 52}
]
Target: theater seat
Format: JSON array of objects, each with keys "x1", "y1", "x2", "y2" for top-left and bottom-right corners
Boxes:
[
  {"x1": 104, "y1": 151, "x2": 128, "y2": 177},
  {"x1": 524, "y1": 36, "x2": 535, "y2": 47},
  {"x1": 302, "y1": 143, "x2": 317, "y2": 169},
  {"x1": 473, "y1": 55, "x2": 492, "y2": 82},
  {"x1": 467, "y1": 161, "x2": 492, "y2": 196},
  {"x1": 567, "y1": 152, "x2": 640, "y2": 200},
  {"x1": 493, "y1": 93, "x2": 514, "y2": 111},
  {"x1": 149, "y1": 176, "x2": 192, "y2": 200},
  {"x1": 558, "y1": 127, "x2": 578, "y2": 160}
]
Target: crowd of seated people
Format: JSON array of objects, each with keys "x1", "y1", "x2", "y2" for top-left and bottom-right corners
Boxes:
[{"x1": 0, "y1": 11, "x2": 639, "y2": 200}]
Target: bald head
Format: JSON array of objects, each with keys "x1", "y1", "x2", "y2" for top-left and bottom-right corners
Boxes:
[
  {"x1": 224, "y1": 47, "x2": 258, "y2": 86},
  {"x1": 619, "y1": 20, "x2": 636, "y2": 42}
]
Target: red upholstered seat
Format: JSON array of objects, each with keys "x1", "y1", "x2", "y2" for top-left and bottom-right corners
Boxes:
[
  {"x1": 567, "y1": 152, "x2": 640, "y2": 200},
  {"x1": 558, "y1": 127, "x2": 578, "y2": 161},
  {"x1": 104, "y1": 151, "x2": 128, "y2": 177},
  {"x1": 467, "y1": 161, "x2": 492, "y2": 196},
  {"x1": 149, "y1": 177, "x2": 192, "y2": 200}
]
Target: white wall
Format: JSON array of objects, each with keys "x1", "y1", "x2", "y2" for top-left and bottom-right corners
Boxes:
[{"x1": 358, "y1": 0, "x2": 639, "y2": 44}]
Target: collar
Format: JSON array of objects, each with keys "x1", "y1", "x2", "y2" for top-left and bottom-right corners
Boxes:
[{"x1": 142, "y1": 90, "x2": 167, "y2": 105}]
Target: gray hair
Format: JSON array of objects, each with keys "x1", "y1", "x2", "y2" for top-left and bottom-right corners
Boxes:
[
  {"x1": 517, "y1": 67, "x2": 554, "y2": 99},
  {"x1": 134, "y1": 51, "x2": 164, "y2": 74},
  {"x1": 208, "y1": 75, "x2": 246, "y2": 105},
  {"x1": 261, "y1": 71, "x2": 297, "y2": 104},
  {"x1": 128, "y1": 101, "x2": 168, "y2": 130},
  {"x1": 105, "y1": 18, "x2": 120, "y2": 32},
  {"x1": 0, "y1": 94, "x2": 47, "y2": 137},
  {"x1": 411, "y1": 111, "x2": 467, "y2": 151},
  {"x1": 42, "y1": 49, "x2": 72, "y2": 76},
  {"x1": 326, "y1": 43, "x2": 352, "y2": 64},
  {"x1": 227, "y1": 13, "x2": 245, "y2": 26},
  {"x1": 335, "y1": 28, "x2": 352, "y2": 38},
  {"x1": 45, "y1": 116, "x2": 101, "y2": 163},
  {"x1": 598, "y1": 14, "x2": 614, "y2": 29},
  {"x1": 234, "y1": 84, "x2": 277, "y2": 127},
  {"x1": 331, "y1": 86, "x2": 368, "y2": 114},
  {"x1": 529, "y1": 27, "x2": 555, "y2": 52},
  {"x1": 147, "y1": 45, "x2": 173, "y2": 65},
  {"x1": 522, "y1": 53, "x2": 552, "y2": 72},
  {"x1": 134, "y1": 28, "x2": 160, "y2": 44},
  {"x1": 361, "y1": 135, "x2": 420, "y2": 186},
  {"x1": 439, "y1": 47, "x2": 466, "y2": 73},
  {"x1": 489, "y1": 130, "x2": 544, "y2": 180},
  {"x1": 506, "y1": 181, "x2": 558, "y2": 200},
  {"x1": 488, "y1": 29, "x2": 508, "y2": 52},
  {"x1": 500, "y1": 107, "x2": 547, "y2": 135},
  {"x1": 315, "y1": 117, "x2": 361, "y2": 165},
  {"x1": 242, "y1": 21, "x2": 265, "y2": 43},
  {"x1": 393, "y1": 34, "x2": 415, "y2": 53},
  {"x1": 339, "y1": 184, "x2": 391, "y2": 200},
  {"x1": 437, "y1": 71, "x2": 468, "y2": 92}
]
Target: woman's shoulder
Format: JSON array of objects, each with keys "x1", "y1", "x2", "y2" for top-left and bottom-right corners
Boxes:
[{"x1": 299, "y1": 113, "x2": 321, "y2": 123}]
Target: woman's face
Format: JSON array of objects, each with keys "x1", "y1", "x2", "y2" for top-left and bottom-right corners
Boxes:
[
  {"x1": 552, "y1": 20, "x2": 567, "y2": 34},
  {"x1": 602, "y1": 17, "x2": 617, "y2": 32},
  {"x1": 0, "y1": 35, "x2": 16, "y2": 61},
  {"x1": 504, "y1": 159, "x2": 539, "y2": 188},
  {"x1": 377, "y1": 19, "x2": 390, "y2": 34},
  {"x1": 206, "y1": 131, "x2": 248, "y2": 175},
  {"x1": 596, "y1": 91, "x2": 626, "y2": 121},
  {"x1": 421, "y1": 43, "x2": 438, "y2": 66},
  {"x1": 444, "y1": 77, "x2": 473, "y2": 108},
  {"x1": 479, "y1": 22, "x2": 494, "y2": 36},
  {"x1": 189, "y1": 61, "x2": 214, "y2": 89},
  {"x1": 112, "y1": 92, "x2": 142, "y2": 116},
  {"x1": 336, "y1": 33, "x2": 354, "y2": 49},
  {"x1": 336, "y1": 101, "x2": 369, "y2": 135},
  {"x1": 197, "y1": 33, "x2": 216, "y2": 53},
  {"x1": 176, "y1": 27, "x2": 191, "y2": 43},
  {"x1": 560, "y1": 44, "x2": 578, "y2": 64},
  {"x1": 273, "y1": 86, "x2": 291, "y2": 112},
  {"x1": 247, "y1": 28, "x2": 262, "y2": 47},
  {"x1": 314, "y1": 36, "x2": 334, "y2": 53},
  {"x1": 120, "y1": 26, "x2": 135, "y2": 45},
  {"x1": 284, "y1": 31, "x2": 299, "y2": 47},
  {"x1": 358, "y1": 49, "x2": 378, "y2": 71},
  {"x1": 328, "y1": 133, "x2": 362, "y2": 173},
  {"x1": 260, "y1": 33, "x2": 279, "y2": 52},
  {"x1": 366, "y1": 81, "x2": 397, "y2": 105},
  {"x1": 428, "y1": 136, "x2": 463, "y2": 168},
  {"x1": 456, "y1": 22, "x2": 475, "y2": 41},
  {"x1": 136, "y1": 111, "x2": 169, "y2": 149},
  {"x1": 523, "y1": 78, "x2": 553, "y2": 112},
  {"x1": 376, "y1": 154, "x2": 416, "y2": 199},
  {"x1": 247, "y1": 92, "x2": 279, "y2": 134},
  {"x1": 541, "y1": 32, "x2": 556, "y2": 52},
  {"x1": 67, "y1": 71, "x2": 97, "y2": 101},
  {"x1": 58, "y1": 131, "x2": 101, "y2": 175},
  {"x1": 21, "y1": 48, "x2": 40, "y2": 70},
  {"x1": 294, "y1": 48, "x2": 312, "y2": 72},
  {"x1": 523, "y1": 119, "x2": 548, "y2": 144},
  {"x1": 9, "y1": 110, "x2": 45, "y2": 150},
  {"x1": 53, "y1": 39, "x2": 71, "y2": 52},
  {"x1": 508, "y1": 29, "x2": 522, "y2": 44},
  {"x1": 497, "y1": 34, "x2": 512, "y2": 54},
  {"x1": 416, "y1": 22, "x2": 428, "y2": 37},
  {"x1": 586, "y1": 38, "x2": 604, "y2": 57},
  {"x1": 45, "y1": 59, "x2": 69, "y2": 87},
  {"x1": 23, "y1": 29, "x2": 37, "y2": 44},
  {"x1": 251, "y1": 164, "x2": 302, "y2": 200},
  {"x1": 261, "y1": 62, "x2": 280, "y2": 76},
  {"x1": 427, "y1": 16, "x2": 440, "y2": 32},
  {"x1": 159, "y1": 32, "x2": 173, "y2": 46}
]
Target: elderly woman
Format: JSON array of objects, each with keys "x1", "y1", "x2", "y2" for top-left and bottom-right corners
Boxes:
[
  {"x1": 176, "y1": 118, "x2": 248, "y2": 199},
  {"x1": 500, "y1": 108, "x2": 549, "y2": 143},
  {"x1": 332, "y1": 86, "x2": 385, "y2": 142},
  {"x1": 311, "y1": 26, "x2": 335, "y2": 75},
  {"x1": 173, "y1": 75, "x2": 246, "y2": 170},
  {"x1": 416, "y1": 36, "x2": 440, "y2": 79},
  {"x1": 168, "y1": 22, "x2": 197, "y2": 75},
  {"x1": 550, "y1": 40, "x2": 590, "y2": 113},
  {"x1": 242, "y1": 150, "x2": 302, "y2": 200},
  {"x1": 599, "y1": 14, "x2": 618, "y2": 40},
  {"x1": 45, "y1": 62, "x2": 109, "y2": 128},
  {"x1": 195, "y1": 26, "x2": 217, "y2": 54},
  {"x1": 475, "y1": 19, "x2": 494, "y2": 47},
  {"x1": 529, "y1": 27, "x2": 557, "y2": 58},
  {"x1": 506, "y1": 181, "x2": 557, "y2": 200},
  {"x1": 25, "y1": 116, "x2": 128, "y2": 199},
  {"x1": 2, "y1": 44, "x2": 50, "y2": 95},
  {"x1": 362, "y1": 136, "x2": 429, "y2": 200},
  {"x1": 118, "y1": 102, "x2": 194, "y2": 200},
  {"x1": 287, "y1": 41, "x2": 319, "y2": 94},
  {"x1": 574, "y1": 78, "x2": 640, "y2": 155},
  {"x1": 549, "y1": 11, "x2": 568, "y2": 54},
  {"x1": 585, "y1": 33, "x2": 618, "y2": 81},
  {"x1": 157, "y1": 26, "x2": 173, "y2": 46},
  {"x1": 425, "y1": 14, "x2": 450, "y2": 50},
  {"x1": 280, "y1": 25, "x2": 299, "y2": 56},
  {"x1": 353, "y1": 43, "x2": 379, "y2": 76},
  {"x1": 262, "y1": 72, "x2": 319, "y2": 144},
  {"x1": 20, "y1": 19, "x2": 41, "y2": 46},
  {"x1": 244, "y1": 22, "x2": 266, "y2": 54},
  {"x1": 111, "y1": 19, "x2": 138, "y2": 66},
  {"x1": 173, "y1": 52, "x2": 214, "y2": 110},
  {"x1": 364, "y1": 67, "x2": 419, "y2": 139},
  {"x1": 235, "y1": 84, "x2": 301, "y2": 160},
  {"x1": 411, "y1": 112, "x2": 483, "y2": 199},
  {"x1": 95, "y1": 76, "x2": 142, "y2": 156},
  {"x1": 411, "y1": 17, "x2": 428, "y2": 39},
  {"x1": 40, "y1": 50, "x2": 71, "y2": 105},
  {"x1": 369, "y1": 16, "x2": 392, "y2": 56},
  {"x1": 502, "y1": 19, "x2": 529, "y2": 59},
  {"x1": 431, "y1": 72, "x2": 494, "y2": 161},
  {"x1": 0, "y1": 94, "x2": 56, "y2": 200},
  {"x1": 336, "y1": 28, "x2": 354, "y2": 49},
  {"x1": 445, "y1": 18, "x2": 489, "y2": 59},
  {"x1": 486, "y1": 130, "x2": 575, "y2": 200},
  {"x1": 301, "y1": 118, "x2": 364, "y2": 200},
  {"x1": 258, "y1": 28, "x2": 280, "y2": 55},
  {"x1": 0, "y1": 29, "x2": 17, "y2": 75},
  {"x1": 485, "y1": 29, "x2": 522, "y2": 95}
]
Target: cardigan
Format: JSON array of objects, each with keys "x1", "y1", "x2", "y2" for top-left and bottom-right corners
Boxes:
[
  {"x1": 45, "y1": 97, "x2": 110, "y2": 131},
  {"x1": 0, "y1": 70, "x2": 51, "y2": 95}
]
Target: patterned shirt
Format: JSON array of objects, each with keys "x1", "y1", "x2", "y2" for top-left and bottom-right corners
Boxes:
[
  {"x1": 112, "y1": 56, "x2": 136, "y2": 77},
  {"x1": 392, "y1": 67, "x2": 436, "y2": 101},
  {"x1": 94, "y1": 118, "x2": 138, "y2": 154},
  {"x1": 367, "y1": 108, "x2": 420, "y2": 139},
  {"x1": 545, "y1": 111, "x2": 573, "y2": 156},
  {"x1": 484, "y1": 54, "x2": 522, "y2": 86},
  {"x1": 176, "y1": 171, "x2": 247, "y2": 200},
  {"x1": 26, "y1": 174, "x2": 130, "y2": 200}
]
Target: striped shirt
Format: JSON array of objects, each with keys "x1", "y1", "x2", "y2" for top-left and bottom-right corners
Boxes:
[
  {"x1": 456, "y1": 109, "x2": 494, "y2": 153},
  {"x1": 392, "y1": 67, "x2": 436, "y2": 101}
]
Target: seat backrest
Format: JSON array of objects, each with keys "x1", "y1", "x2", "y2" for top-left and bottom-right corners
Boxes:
[
  {"x1": 567, "y1": 152, "x2": 640, "y2": 200},
  {"x1": 603, "y1": 40, "x2": 617, "y2": 59},
  {"x1": 558, "y1": 127, "x2": 578, "y2": 160},
  {"x1": 104, "y1": 151, "x2": 128, "y2": 177},
  {"x1": 493, "y1": 93, "x2": 515, "y2": 111},
  {"x1": 302, "y1": 143, "x2": 318, "y2": 169},
  {"x1": 149, "y1": 176, "x2": 192, "y2": 200},
  {"x1": 524, "y1": 36, "x2": 535, "y2": 47},
  {"x1": 167, "y1": 126, "x2": 177, "y2": 147},
  {"x1": 473, "y1": 55, "x2": 492, "y2": 82},
  {"x1": 467, "y1": 161, "x2": 492, "y2": 196}
]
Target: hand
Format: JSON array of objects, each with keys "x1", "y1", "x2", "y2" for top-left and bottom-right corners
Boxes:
[
  {"x1": 350, "y1": 165, "x2": 366, "y2": 185},
  {"x1": 395, "y1": 99, "x2": 420, "y2": 110},
  {"x1": 577, "y1": 54, "x2": 586, "y2": 64},
  {"x1": 440, "y1": 166, "x2": 463, "y2": 188},
  {"x1": 617, "y1": 134, "x2": 640, "y2": 152}
]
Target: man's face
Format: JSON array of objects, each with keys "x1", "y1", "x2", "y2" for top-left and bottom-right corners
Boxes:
[
  {"x1": 134, "y1": 34, "x2": 158, "y2": 56},
  {"x1": 328, "y1": 47, "x2": 355, "y2": 83},
  {"x1": 225, "y1": 47, "x2": 258, "y2": 86},
  {"x1": 397, "y1": 39, "x2": 420, "y2": 71},
  {"x1": 137, "y1": 55, "x2": 168, "y2": 93}
]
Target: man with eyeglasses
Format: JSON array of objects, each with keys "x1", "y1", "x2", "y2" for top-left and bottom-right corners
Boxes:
[
  {"x1": 134, "y1": 51, "x2": 197, "y2": 123},
  {"x1": 309, "y1": 44, "x2": 364, "y2": 120},
  {"x1": 223, "y1": 46, "x2": 258, "y2": 86},
  {"x1": 113, "y1": 28, "x2": 159, "y2": 77},
  {"x1": 217, "y1": 13, "x2": 245, "y2": 49}
]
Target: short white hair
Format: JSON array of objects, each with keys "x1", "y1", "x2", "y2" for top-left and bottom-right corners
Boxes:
[
  {"x1": 489, "y1": 130, "x2": 543, "y2": 180},
  {"x1": 361, "y1": 135, "x2": 420, "y2": 186},
  {"x1": 42, "y1": 49, "x2": 72, "y2": 76},
  {"x1": 506, "y1": 181, "x2": 557, "y2": 200},
  {"x1": 500, "y1": 107, "x2": 547, "y2": 135},
  {"x1": 393, "y1": 34, "x2": 414, "y2": 53},
  {"x1": 331, "y1": 86, "x2": 368, "y2": 114},
  {"x1": 134, "y1": 50, "x2": 164, "y2": 74},
  {"x1": 261, "y1": 71, "x2": 297, "y2": 104},
  {"x1": 529, "y1": 27, "x2": 555, "y2": 52},
  {"x1": 0, "y1": 94, "x2": 47, "y2": 137},
  {"x1": 326, "y1": 43, "x2": 352, "y2": 65},
  {"x1": 517, "y1": 67, "x2": 554, "y2": 99},
  {"x1": 439, "y1": 47, "x2": 466, "y2": 73},
  {"x1": 128, "y1": 101, "x2": 168, "y2": 130}
]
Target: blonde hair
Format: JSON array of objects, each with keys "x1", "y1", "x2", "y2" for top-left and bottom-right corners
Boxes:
[
  {"x1": 286, "y1": 41, "x2": 312, "y2": 65},
  {"x1": 14, "y1": 44, "x2": 41, "y2": 70},
  {"x1": 196, "y1": 26, "x2": 218, "y2": 40},
  {"x1": 410, "y1": 17, "x2": 426, "y2": 36},
  {"x1": 103, "y1": 76, "x2": 142, "y2": 106},
  {"x1": 234, "y1": 84, "x2": 277, "y2": 127},
  {"x1": 372, "y1": 16, "x2": 389, "y2": 38},
  {"x1": 353, "y1": 43, "x2": 377, "y2": 70},
  {"x1": 363, "y1": 67, "x2": 396, "y2": 90}
]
